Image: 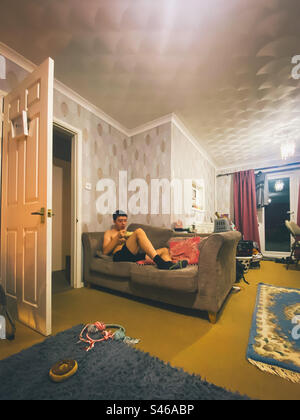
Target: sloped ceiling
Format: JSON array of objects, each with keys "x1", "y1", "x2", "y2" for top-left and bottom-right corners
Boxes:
[{"x1": 1, "y1": 0, "x2": 300, "y2": 169}]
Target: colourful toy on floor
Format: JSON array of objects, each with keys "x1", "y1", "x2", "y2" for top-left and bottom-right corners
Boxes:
[
  {"x1": 49, "y1": 321, "x2": 140, "y2": 384},
  {"x1": 78, "y1": 321, "x2": 140, "y2": 352}
]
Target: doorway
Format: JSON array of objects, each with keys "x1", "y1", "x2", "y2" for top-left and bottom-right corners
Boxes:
[
  {"x1": 264, "y1": 177, "x2": 290, "y2": 253},
  {"x1": 52, "y1": 120, "x2": 83, "y2": 293},
  {"x1": 259, "y1": 171, "x2": 300, "y2": 258},
  {"x1": 52, "y1": 127, "x2": 72, "y2": 294}
]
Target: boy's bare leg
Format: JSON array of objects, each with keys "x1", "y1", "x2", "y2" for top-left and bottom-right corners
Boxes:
[
  {"x1": 126, "y1": 228, "x2": 187, "y2": 270},
  {"x1": 157, "y1": 247, "x2": 172, "y2": 262},
  {"x1": 145, "y1": 247, "x2": 172, "y2": 262},
  {"x1": 125, "y1": 229, "x2": 158, "y2": 259}
]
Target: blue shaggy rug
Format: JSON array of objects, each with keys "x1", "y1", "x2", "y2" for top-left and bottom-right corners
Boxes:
[
  {"x1": 247, "y1": 283, "x2": 300, "y2": 384},
  {"x1": 0, "y1": 325, "x2": 249, "y2": 400}
]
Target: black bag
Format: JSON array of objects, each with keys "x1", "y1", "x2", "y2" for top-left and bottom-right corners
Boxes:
[
  {"x1": 237, "y1": 240, "x2": 253, "y2": 257},
  {"x1": 236, "y1": 260, "x2": 249, "y2": 285}
]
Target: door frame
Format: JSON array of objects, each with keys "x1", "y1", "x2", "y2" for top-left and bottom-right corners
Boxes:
[
  {"x1": 259, "y1": 170, "x2": 300, "y2": 258},
  {"x1": 53, "y1": 118, "x2": 82, "y2": 289},
  {"x1": 0, "y1": 90, "x2": 6, "y2": 184},
  {"x1": 0, "y1": 90, "x2": 6, "y2": 287},
  {"x1": 0, "y1": 89, "x2": 7, "y2": 184}
]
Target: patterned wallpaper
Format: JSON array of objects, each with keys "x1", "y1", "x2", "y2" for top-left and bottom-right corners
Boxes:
[
  {"x1": 216, "y1": 175, "x2": 234, "y2": 220},
  {"x1": 54, "y1": 92, "x2": 175, "y2": 231},
  {"x1": 0, "y1": 56, "x2": 217, "y2": 233},
  {"x1": 0, "y1": 57, "x2": 29, "y2": 92},
  {"x1": 127, "y1": 122, "x2": 172, "y2": 228},
  {"x1": 54, "y1": 89, "x2": 130, "y2": 232},
  {"x1": 171, "y1": 123, "x2": 216, "y2": 228}
]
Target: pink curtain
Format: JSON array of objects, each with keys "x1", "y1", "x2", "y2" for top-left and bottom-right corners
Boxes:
[
  {"x1": 234, "y1": 170, "x2": 261, "y2": 248},
  {"x1": 297, "y1": 184, "x2": 300, "y2": 226}
]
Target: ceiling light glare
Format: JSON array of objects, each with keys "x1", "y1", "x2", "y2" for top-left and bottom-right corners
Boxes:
[
  {"x1": 274, "y1": 180, "x2": 284, "y2": 192},
  {"x1": 280, "y1": 141, "x2": 295, "y2": 160}
]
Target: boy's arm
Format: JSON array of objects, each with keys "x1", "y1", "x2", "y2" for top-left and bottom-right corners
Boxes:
[
  {"x1": 103, "y1": 231, "x2": 116, "y2": 255},
  {"x1": 102, "y1": 230, "x2": 125, "y2": 255}
]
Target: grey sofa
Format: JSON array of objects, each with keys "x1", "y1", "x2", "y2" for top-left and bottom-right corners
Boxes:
[{"x1": 82, "y1": 223, "x2": 241, "y2": 323}]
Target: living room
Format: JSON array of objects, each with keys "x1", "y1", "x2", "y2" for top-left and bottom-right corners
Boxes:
[{"x1": 0, "y1": 0, "x2": 299, "y2": 401}]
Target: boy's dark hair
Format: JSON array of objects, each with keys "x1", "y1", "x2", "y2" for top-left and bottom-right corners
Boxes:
[{"x1": 113, "y1": 210, "x2": 128, "y2": 221}]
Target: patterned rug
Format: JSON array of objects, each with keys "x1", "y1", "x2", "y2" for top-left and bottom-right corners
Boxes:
[{"x1": 247, "y1": 283, "x2": 300, "y2": 383}]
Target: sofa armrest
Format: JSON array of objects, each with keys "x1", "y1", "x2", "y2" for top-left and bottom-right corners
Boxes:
[
  {"x1": 82, "y1": 232, "x2": 105, "y2": 282},
  {"x1": 197, "y1": 231, "x2": 242, "y2": 312}
]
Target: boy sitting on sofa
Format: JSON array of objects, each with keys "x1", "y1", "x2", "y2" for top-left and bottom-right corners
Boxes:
[{"x1": 103, "y1": 210, "x2": 188, "y2": 270}]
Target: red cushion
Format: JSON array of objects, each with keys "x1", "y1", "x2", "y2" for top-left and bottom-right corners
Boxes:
[
  {"x1": 136, "y1": 236, "x2": 204, "y2": 266},
  {"x1": 168, "y1": 237, "x2": 202, "y2": 265}
]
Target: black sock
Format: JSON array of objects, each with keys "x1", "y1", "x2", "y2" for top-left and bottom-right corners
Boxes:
[{"x1": 153, "y1": 255, "x2": 174, "y2": 270}]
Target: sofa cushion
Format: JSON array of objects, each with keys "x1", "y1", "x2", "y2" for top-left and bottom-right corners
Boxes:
[
  {"x1": 168, "y1": 236, "x2": 203, "y2": 264},
  {"x1": 95, "y1": 250, "x2": 114, "y2": 261},
  {"x1": 90, "y1": 257, "x2": 133, "y2": 278},
  {"x1": 130, "y1": 264, "x2": 198, "y2": 293},
  {"x1": 127, "y1": 223, "x2": 173, "y2": 250}
]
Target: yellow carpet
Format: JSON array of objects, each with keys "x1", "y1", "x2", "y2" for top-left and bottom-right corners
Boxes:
[{"x1": 1, "y1": 261, "x2": 299, "y2": 400}]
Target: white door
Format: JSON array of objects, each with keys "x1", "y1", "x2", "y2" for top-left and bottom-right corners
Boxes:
[{"x1": 1, "y1": 58, "x2": 54, "y2": 336}]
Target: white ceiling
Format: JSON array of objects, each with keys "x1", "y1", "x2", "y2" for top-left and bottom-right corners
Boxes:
[{"x1": 1, "y1": 0, "x2": 300, "y2": 169}]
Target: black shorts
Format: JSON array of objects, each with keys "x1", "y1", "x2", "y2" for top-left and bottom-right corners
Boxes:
[{"x1": 113, "y1": 244, "x2": 146, "y2": 263}]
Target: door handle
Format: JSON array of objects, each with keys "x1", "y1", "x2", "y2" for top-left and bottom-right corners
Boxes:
[
  {"x1": 47, "y1": 209, "x2": 55, "y2": 218},
  {"x1": 31, "y1": 207, "x2": 45, "y2": 224}
]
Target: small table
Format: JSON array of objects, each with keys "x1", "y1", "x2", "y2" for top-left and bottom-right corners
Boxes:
[{"x1": 236, "y1": 256, "x2": 253, "y2": 273}]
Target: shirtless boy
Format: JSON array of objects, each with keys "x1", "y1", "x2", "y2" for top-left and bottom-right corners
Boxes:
[{"x1": 103, "y1": 210, "x2": 188, "y2": 270}]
